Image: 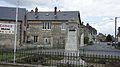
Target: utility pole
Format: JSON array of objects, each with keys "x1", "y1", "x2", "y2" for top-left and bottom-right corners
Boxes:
[
  {"x1": 14, "y1": 0, "x2": 19, "y2": 64},
  {"x1": 115, "y1": 17, "x2": 117, "y2": 47}
]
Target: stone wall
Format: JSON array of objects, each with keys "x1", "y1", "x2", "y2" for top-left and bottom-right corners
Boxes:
[
  {"x1": 0, "y1": 20, "x2": 22, "y2": 48},
  {"x1": 26, "y1": 21, "x2": 67, "y2": 48}
]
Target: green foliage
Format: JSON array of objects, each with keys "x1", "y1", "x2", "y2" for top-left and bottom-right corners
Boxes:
[
  {"x1": 105, "y1": 34, "x2": 113, "y2": 42},
  {"x1": 88, "y1": 41, "x2": 94, "y2": 45},
  {"x1": 117, "y1": 42, "x2": 120, "y2": 47},
  {"x1": 84, "y1": 37, "x2": 89, "y2": 44},
  {"x1": 53, "y1": 44, "x2": 65, "y2": 49},
  {"x1": 99, "y1": 39, "x2": 103, "y2": 42}
]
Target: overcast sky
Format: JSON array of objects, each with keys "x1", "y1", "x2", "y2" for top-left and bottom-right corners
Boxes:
[{"x1": 0, "y1": 0, "x2": 120, "y2": 35}]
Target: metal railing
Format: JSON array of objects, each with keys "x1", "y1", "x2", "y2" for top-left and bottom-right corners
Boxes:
[{"x1": 0, "y1": 48, "x2": 120, "y2": 67}]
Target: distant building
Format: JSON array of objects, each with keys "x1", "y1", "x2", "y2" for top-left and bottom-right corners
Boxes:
[
  {"x1": 97, "y1": 33, "x2": 106, "y2": 42},
  {"x1": 118, "y1": 27, "x2": 120, "y2": 42},
  {"x1": 83, "y1": 23, "x2": 97, "y2": 43}
]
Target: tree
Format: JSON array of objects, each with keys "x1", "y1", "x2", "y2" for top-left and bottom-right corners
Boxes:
[
  {"x1": 117, "y1": 42, "x2": 120, "y2": 47},
  {"x1": 105, "y1": 34, "x2": 112, "y2": 42}
]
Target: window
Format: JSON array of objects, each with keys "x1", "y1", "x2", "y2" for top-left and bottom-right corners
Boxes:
[
  {"x1": 59, "y1": 37, "x2": 65, "y2": 44},
  {"x1": 44, "y1": 38, "x2": 51, "y2": 44},
  {"x1": 42, "y1": 22, "x2": 51, "y2": 30},
  {"x1": 34, "y1": 36, "x2": 38, "y2": 42},
  {"x1": 61, "y1": 23, "x2": 66, "y2": 30}
]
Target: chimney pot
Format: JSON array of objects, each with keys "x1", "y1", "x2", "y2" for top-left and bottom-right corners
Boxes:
[
  {"x1": 54, "y1": 6, "x2": 57, "y2": 15},
  {"x1": 35, "y1": 7, "x2": 38, "y2": 15},
  {"x1": 31, "y1": 10, "x2": 34, "y2": 12}
]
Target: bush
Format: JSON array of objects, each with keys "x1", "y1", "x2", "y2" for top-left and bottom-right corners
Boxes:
[
  {"x1": 88, "y1": 41, "x2": 94, "y2": 45},
  {"x1": 117, "y1": 42, "x2": 120, "y2": 47},
  {"x1": 53, "y1": 44, "x2": 65, "y2": 49},
  {"x1": 84, "y1": 37, "x2": 89, "y2": 44}
]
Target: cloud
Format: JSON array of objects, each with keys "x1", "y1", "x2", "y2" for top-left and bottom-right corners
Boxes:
[
  {"x1": 2, "y1": 0, "x2": 56, "y2": 10},
  {"x1": 2, "y1": 0, "x2": 120, "y2": 17},
  {"x1": 90, "y1": 18, "x2": 120, "y2": 35},
  {"x1": 59, "y1": 0, "x2": 120, "y2": 17}
]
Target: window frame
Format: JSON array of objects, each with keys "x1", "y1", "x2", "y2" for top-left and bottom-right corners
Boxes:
[{"x1": 42, "y1": 22, "x2": 52, "y2": 30}]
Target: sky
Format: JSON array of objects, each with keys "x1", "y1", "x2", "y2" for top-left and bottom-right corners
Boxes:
[{"x1": 0, "y1": 0, "x2": 120, "y2": 35}]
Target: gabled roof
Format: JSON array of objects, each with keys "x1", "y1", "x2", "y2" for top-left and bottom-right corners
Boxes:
[
  {"x1": 0, "y1": 6, "x2": 26, "y2": 21},
  {"x1": 27, "y1": 11, "x2": 81, "y2": 22}
]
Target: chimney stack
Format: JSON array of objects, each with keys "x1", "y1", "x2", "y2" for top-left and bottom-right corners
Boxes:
[
  {"x1": 35, "y1": 7, "x2": 38, "y2": 15},
  {"x1": 54, "y1": 6, "x2": 57, "y2": 16},
  {"x1": 86, "y1": 23, "x2": 89, "y2": 26},
  {"x1": 35, "y1": 7, "x2": 39, "y2": 18}
]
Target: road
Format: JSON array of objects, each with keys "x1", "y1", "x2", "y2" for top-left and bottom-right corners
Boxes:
[
  {"x1": 21, "y1": 42, "x2": 120, "y2": 57},
  {"x1": 81, "y1": 42, "x2": 119, "y2": 51},
  {"x1": 80, "y1": 42, "x2": 120, "y2": 56}
]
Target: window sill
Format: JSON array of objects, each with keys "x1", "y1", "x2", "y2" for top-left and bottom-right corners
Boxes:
[
  {"x1": 61, "y1": 29, "x2": 66, "y2": 30},
  {"x1": 42, "y1": 29, "x2": 51, "y2": 30}
]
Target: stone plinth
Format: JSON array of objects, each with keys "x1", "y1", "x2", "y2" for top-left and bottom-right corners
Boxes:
[
  {"x1": 80, "y1": 33, "x2": 84, "y2": 47},
  {"x1": 65, "y1": 30, "x2": 78, "y2": 51},
  {"x1": 118, "y1": 37, "x2": 120, "y2": 42}
]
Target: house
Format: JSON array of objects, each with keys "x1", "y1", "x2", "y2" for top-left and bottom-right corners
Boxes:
[
  {"x1": 97, "y1": 33, "x2": 106, "y2": 42},
  {"x1": 25, "y1": 7, "x2": 82, "y2": 48},
  {"x1": 0, "y1": 6, "x2": 98, "y2": 48},
  {"x1": 85, "y1": 23, "x2": 97, "y2": 42},
  {"x1": 0, "y1": 7, "x2": 26, "y2": 48}
]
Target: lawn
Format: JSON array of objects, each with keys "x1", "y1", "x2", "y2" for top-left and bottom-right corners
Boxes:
[{"x1": 0, "y1": 53, "x2": 30, "y2": 61}]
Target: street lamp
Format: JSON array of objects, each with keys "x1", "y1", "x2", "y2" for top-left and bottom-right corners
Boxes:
[{"x1": 104, "y1": 17, "x2": 120, "y2": 45}]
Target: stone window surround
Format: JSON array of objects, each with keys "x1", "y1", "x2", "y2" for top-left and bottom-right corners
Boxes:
[
  {"x1": 61, "y1": 22, "x2": 66, "y2": 30},
  {"x1": 42, "y1": 22, "x2": 51, "y2": 30},
  {"x1": 44, "y1": 37, "x2": 51, "y2": 44}
]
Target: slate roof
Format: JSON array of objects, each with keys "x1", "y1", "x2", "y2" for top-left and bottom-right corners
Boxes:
[
  {"x1": 27, "y1": 11, "x2": 81, "y2": 21},
  {"x1": 0, "y1": 6, "x2": 26, "y2": 21},
  {"x1": 0, "y1": 7, "x2": 81, "y2": 22}
]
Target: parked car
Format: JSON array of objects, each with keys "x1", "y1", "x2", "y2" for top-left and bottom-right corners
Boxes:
[
  {"x1": 107, "y1": 42, "x2": 111, "y2": 45},
  {"x1": 112, "y1": 42, "x2": 115, "y2": 46}
]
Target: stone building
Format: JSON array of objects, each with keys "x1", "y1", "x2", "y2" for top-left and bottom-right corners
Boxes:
[
  {"x1": 25, "y1": 7, "x2": 82, "y2": 48},
  {"x1": 118, "y1": 27, "x2": 120, "y2": 42},
  {"x1": 0, "y1": 6, "x2": 97, "y2": 48},
  {"x1": 0, "y1": 7, "x2": 26, "y2": 48},
  {"x1": 97, "y1": 33, "x2": 106, "y2": 42},
  {"x1": 81, "y1": 23, "x2": 97, "y2": 43}
]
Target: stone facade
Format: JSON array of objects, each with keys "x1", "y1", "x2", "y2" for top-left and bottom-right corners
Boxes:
[
  {"x1": 26, "y1": 20, "x2": 82, "y2": 48},
  {"x1": 97, "y1": 33, "x2": 106, "y2": 42},
  {"x1": 24, "y1": 7, "x2": 82, "y2": 48},
  {"x1": 26, "y1": 21, "x2": 68, "y2": 48},
  {"x1": 0, "y1": 7, "x2": 26, "y2": 48},
  {"x1": 0, "y1": 20, "x2": 23, "y2": 48},
  {"x1": 0, "y1": 6, "x2": 98, "y2": 49},
  {"x1": 81, "y1": 23, "x2": 97, "y2": 43}
]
